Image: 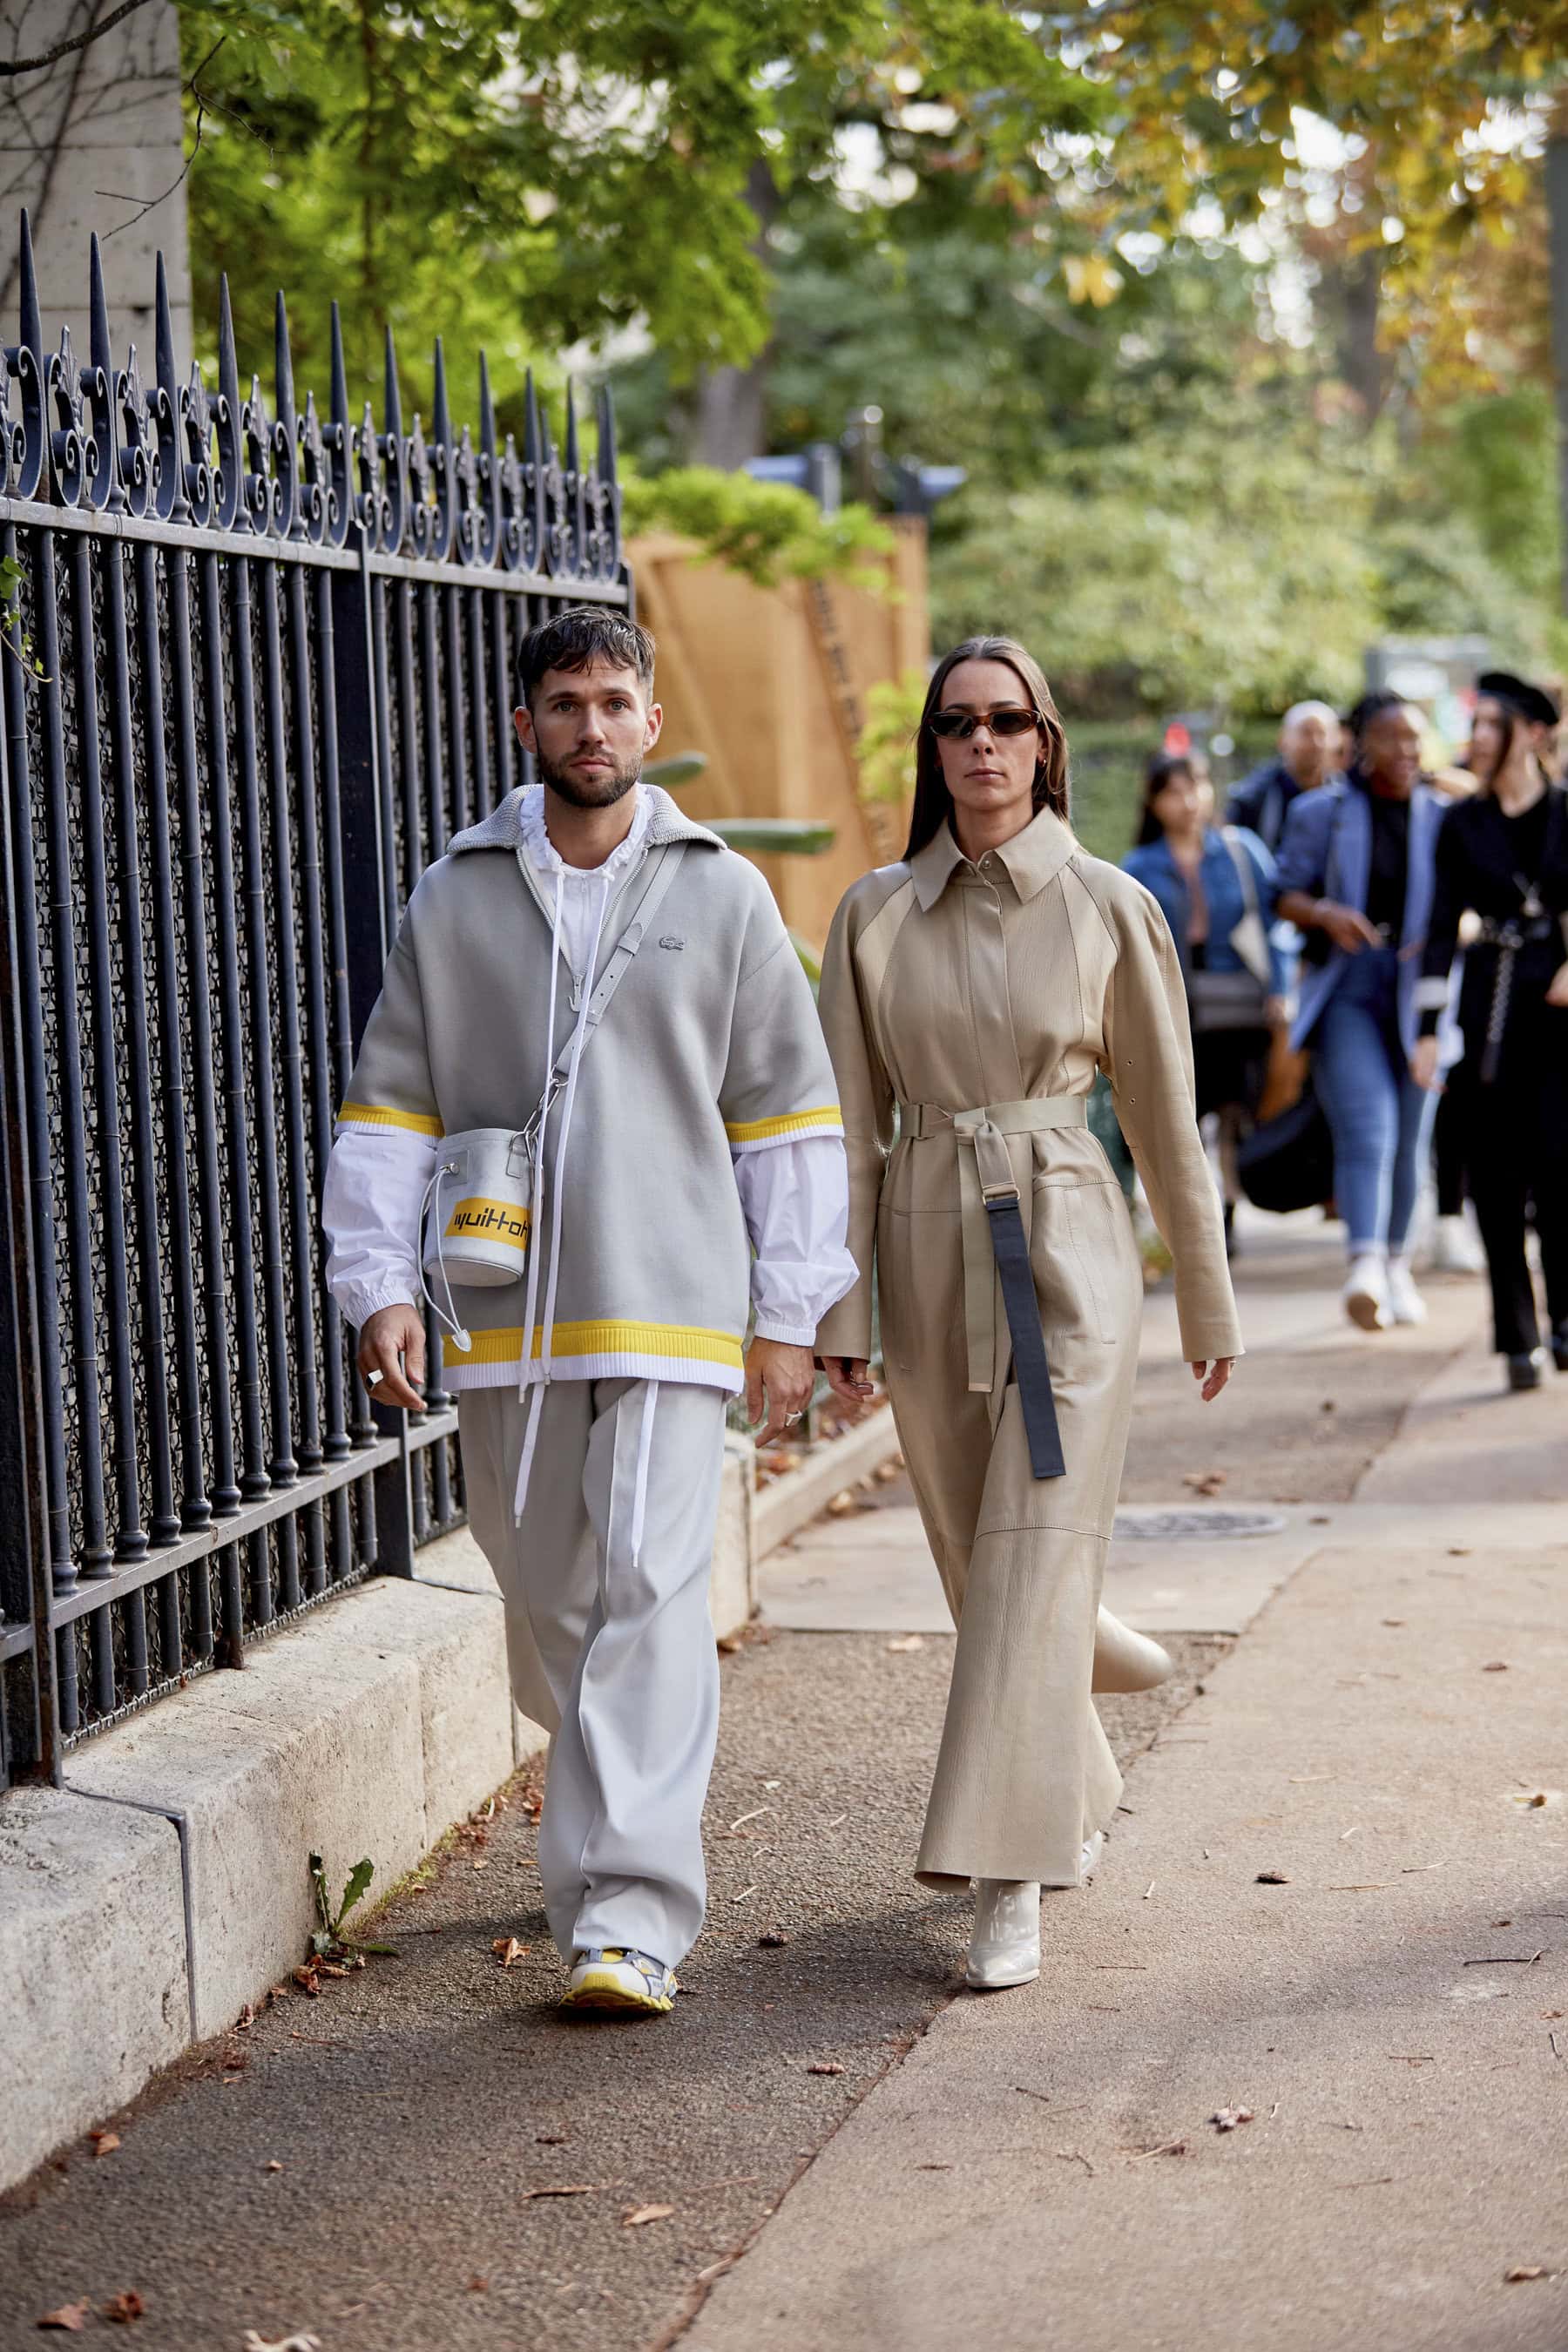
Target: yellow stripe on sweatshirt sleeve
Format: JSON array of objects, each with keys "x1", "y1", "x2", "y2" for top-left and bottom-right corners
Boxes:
[
  {"x1": 337, "y1": 1100, "x2": 444, "y2": 1138},
  {"x1": 724, "y1": 1105, "x2": 842, "y2": 1145}
]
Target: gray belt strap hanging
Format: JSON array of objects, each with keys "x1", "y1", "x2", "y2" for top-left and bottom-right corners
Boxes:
[{"x1": 969, "y1": 1114, "x2": 1067, "y2": 1481}]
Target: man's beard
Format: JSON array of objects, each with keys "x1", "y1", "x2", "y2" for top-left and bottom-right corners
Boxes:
[{"x1": 535, "y1": 745, "x2": 642, "y2": 809}]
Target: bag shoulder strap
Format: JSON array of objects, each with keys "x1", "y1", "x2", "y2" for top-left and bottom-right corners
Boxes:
[
  {"x1": 546, "y1": 841, "x2": 686, "y2": 1088},
  {"x1": 1219, "y1": 825, "x2": 1260, "y2": 918}
]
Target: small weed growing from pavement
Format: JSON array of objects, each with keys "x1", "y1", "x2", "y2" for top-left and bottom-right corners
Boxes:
[{"x1": 308, "y1": 1852, "x2": 396, "y2": 1961}]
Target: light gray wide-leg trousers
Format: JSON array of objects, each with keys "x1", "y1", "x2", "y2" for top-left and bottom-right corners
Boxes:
[{"x1": 457, "y1": 1377, "x2": 728, "y2": 1969}]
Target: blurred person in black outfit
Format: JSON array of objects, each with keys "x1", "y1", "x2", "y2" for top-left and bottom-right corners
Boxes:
[
  {"x1": 1227, "y1": 700, "x2": 1341, "y2": 853},
  {"x1": 1412, "y1": 672, "x2": 1568, "y2": 1389}
]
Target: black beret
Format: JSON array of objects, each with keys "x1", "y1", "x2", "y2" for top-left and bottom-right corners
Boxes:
[{"x1": 1477, "y1": 671, "x2": 1561, "y2": 729}]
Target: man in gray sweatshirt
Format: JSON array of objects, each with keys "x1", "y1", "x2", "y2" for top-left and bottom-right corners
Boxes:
[{"x1": 323, "y1": 606, "x2": 855, "y2": 2014}]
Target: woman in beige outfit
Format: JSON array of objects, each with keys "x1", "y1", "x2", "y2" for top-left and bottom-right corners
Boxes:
[{"x1": 815, "y1": 638, "x2": 1241, "y2": 1989}]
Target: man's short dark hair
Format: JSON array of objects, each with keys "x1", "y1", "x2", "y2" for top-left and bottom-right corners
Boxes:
[{"x1": 516, "y1": 606, "x2": 656, "y2": 706}]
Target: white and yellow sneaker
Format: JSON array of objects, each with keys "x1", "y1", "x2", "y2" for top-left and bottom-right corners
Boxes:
[{"x1": 559, "y1": 1948, "x2": 678, "y2": 2015}]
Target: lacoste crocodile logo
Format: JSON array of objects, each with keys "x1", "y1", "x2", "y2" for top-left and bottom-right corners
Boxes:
[{"x1": 659, "y1": 935, "x2": 685, "y2": 950}]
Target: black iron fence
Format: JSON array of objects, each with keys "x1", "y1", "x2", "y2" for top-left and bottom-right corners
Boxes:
[{"x1": 0, "y1": 213, "x2": 632, "y2": 1786}]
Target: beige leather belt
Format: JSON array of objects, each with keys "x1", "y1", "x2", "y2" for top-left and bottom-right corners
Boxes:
[{"x1": 898, "y1": 1096, "x2": 1088, "y2": 1395}]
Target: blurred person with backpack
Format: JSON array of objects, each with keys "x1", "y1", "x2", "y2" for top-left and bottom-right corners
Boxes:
[{"x1": 1411, "y1": 672, "x2": 1568, "y2": 1389}]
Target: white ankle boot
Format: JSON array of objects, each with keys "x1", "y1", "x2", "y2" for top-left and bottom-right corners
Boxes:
[
  {"x1": 967, "y1": 1880, "x2": 1041, "y2": 1989},
  {"x1": 968, "y1": 1837, "x2": 1105, "y2": 1990}
]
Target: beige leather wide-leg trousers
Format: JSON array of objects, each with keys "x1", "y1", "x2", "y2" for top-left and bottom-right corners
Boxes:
[{"x1": 459, "y1": 1377, "x2": 728, "y2": 1967}]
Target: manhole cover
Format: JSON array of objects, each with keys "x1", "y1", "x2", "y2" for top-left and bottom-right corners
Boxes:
[{"x1": 1112, "y1": 1507, "x2": 1287, "y2": 1543}]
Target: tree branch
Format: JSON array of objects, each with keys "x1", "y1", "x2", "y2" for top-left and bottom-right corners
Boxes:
[
  {"x1": 96, "y1": 37, "x2": 222, "y2": 240},
  {"x1": 0, "y1": 0, "x2": 158, "y2": 78}
]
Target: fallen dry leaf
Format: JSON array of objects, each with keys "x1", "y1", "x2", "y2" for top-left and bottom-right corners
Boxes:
[
  {"x1": 758, "y1": 1930, "x2": 789, "y2": 1948},
  {"x1": 491, "y1": 1937, "x2": 530, "y2": 1968},
  {"x1": 885, "y1": 1634, "x2": 923, "y2": 1653},
  {"x1": 467, "y1": 2277, "x2": 488, "y2": 2293},
  {"x1": 825, "y1": 1489, "x2": 862, "y2": 1516},
  {"x1": 1382, "y1": 1619, "x2": 1405, "y2": 1628},
  {"x1": 264, "y1": 2159, "x2": 284, "y2": 2174},
  {"x1": 90, "y1": 2131, "x2": 120, "y2": 2158},
  {"x1": 1181, "y1": 1469, "x2": 1227, "y2": 1496},
  {"x1": 622, "y1": 2204, "x2": 676, "y2": 2227},
  {"x1": 1256, "y1": 1870, "x2": 1290, "y2": 1885},
  {"x1": 536, "y1": 2132, "x2": 569, "y2": 2145},
  {"x1": 1482, "y1": 1661, "x2": 1509, "y2": 1673},
  {"x1": 521, "y1": 2183, "x2": 597, "y2": 2200},
  {"x1": 1504, "y1": 2267, "x2": 1551, "y2": 2283},
  {"x1": 1209, "y1": 2107, "x2": 1254, "y2": 2132},
  {"x1": 808, "y1": 2061, "x2": 845, "y2": 2076},
  {"x1": 36, "y1": 2305, "x2": 91, "y2": 2333},
  {"x1": 102, "y1": 2292, "x2": 145, "y2": 2325}
]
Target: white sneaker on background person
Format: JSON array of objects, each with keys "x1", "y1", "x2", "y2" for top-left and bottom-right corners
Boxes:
[
  {"x1": 1342, "y1": 1253, "x2": 1389, "y2": 1331},
  {"x1": 1384, "y1": 1256, "x2": 1428, "y2": 1326},
  {"x1": 1427, "y1": 1212, "x2": 1485, "y2": 1275}
]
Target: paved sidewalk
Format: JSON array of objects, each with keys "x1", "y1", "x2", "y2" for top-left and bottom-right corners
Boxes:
[
  {"x1": 686, "y1": 1232, "x2": 1568, "y2": 2352},
  {"x1": 5, "y1": 1214, "x2": 1561, "y2": 2351}
]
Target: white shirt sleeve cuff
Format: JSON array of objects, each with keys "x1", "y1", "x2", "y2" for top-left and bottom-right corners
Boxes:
[
  {"x1": 337, "y1": 1279, "x2": 422, "y2": 1330},
  {"x1": 751, "y1": 1318, "x2": 821, "y2": 1348}
]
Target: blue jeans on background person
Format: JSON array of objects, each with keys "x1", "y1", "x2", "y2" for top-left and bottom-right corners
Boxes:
[{"x1": 1311, "y1": 947, "x2": 1437, "y2": 1259}]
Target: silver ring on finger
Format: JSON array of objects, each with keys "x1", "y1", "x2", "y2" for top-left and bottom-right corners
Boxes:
[
  {"x1": 786, "y1": 1410, "x2": 803, "y2": 1426},
  {"x1": 367, "y1": 1369, "x2": 384, "y2": 1388}
]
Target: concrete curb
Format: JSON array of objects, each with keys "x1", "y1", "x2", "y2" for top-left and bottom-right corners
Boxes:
[
  {"x1": 1, "y1": 1433, "x2": 756, "y2": 2193},
  {"x1": 753, "y1": 1402, "x2": 901, "y2": 1560}
]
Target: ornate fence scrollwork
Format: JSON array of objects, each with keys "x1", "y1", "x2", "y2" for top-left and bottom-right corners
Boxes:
[{"x1": 0, "y1": 209, "x2": 632, "y2": 1785}]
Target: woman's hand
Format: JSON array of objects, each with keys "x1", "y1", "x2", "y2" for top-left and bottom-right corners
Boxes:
[
  {"x1": 1190, "y1": 1357, "x2": 1234, "y2": 1402},
  {"x1": 1546, "y1": 962, "x2": 1568, "y2": 1010},
  {"x1": 1409, "y1": 1033, "x2": 1443, "y2": 1092},
  {"x1": 819, "y1": 1355, "x2": 876, "y2": 1415},
  {"x1": 1264, "y1": 994, "x2": 1289, "y2": 1028},
  {"x1": 1313, "y1": 900, "x2": 1382, "y2": 954}
]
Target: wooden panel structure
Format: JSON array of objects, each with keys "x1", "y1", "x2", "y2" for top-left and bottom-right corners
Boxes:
[{"x1": 630, "y1": 518, "x2": 928, "y2": 950}]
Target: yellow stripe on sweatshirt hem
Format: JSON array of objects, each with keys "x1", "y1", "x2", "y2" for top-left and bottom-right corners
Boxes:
[
  {"x1": 724, "y1": 1105, "x2": 841, "y2": 1145},
  {"x1": 444, "y1": 1321, "x2": 744, "y2": 1370},
  {"x1": 338, "y1": 1100, "x2": 444, "y2": 1138}
]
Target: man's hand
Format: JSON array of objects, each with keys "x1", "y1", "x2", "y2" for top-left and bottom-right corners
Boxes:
[
  {"x1": 1314, "y1": 900, "x2": 1382, "y2": 954},
  {"x1": 820, "y1": 1355, "x2": 876, "y2": 1416},
  {"x1": 1546, "y1": 962, "x2": 1568, "y2": 1010},
  {"x1": 745, "y1": 1338, "x2": 816, "y2": 1446},
  {"x1": 1409, "y1": 1034, "x2": 1443, "y2": 1092},
  {"x1": 1190, "y1": 1357, "x2": 1235, "y2": 1402},
  {"x1": 358, "y1": 1302, "x2": 427, "y2": 1412}
]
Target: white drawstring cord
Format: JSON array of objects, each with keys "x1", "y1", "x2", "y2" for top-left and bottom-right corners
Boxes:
[
  {"x1": 416, "y1": 1159, "x2": 471, "y2": 1353},
  {"x1": 513, "y1": 868, "x2": 610, "y2": 1524},
  {"x1": 537, "y1": 869, "x2": 611, "y2": 1371},
  {"x1": 629, "y1": 1378, "x2": 659, "y2": 1570},
  {"x1": 512, "y1": 868, "x2": 565, "y2": 1523}
]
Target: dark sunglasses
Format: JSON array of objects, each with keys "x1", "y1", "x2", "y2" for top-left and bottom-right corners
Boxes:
[{"x1": 927, "y1": 705, "x2": 1042, "y2": 740}]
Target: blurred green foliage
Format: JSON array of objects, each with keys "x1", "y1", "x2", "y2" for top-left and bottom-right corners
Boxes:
[{"x1": 621, "y1": 468, "x2": 893, "y2": 588}]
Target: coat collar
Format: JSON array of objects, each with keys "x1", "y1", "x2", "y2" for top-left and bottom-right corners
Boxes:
[
  {"x1": 446, "y1": 782, "x2": 726, "y2": 859},
  {"x1": 909, "y1": 804, "x2": 1077, "y2": 912}
]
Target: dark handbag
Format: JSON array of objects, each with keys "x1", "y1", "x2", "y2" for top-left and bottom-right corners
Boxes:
[
  {"x1": 1235, "y1": 1071, "x2": 1334, "y2": 1213},
  {"x1": 1186, "y1": 968, "x2": 1270, "y2": 1034},
  {"x1": 1185, "y1": 829, "x2": 1272, "y2": 1032}
]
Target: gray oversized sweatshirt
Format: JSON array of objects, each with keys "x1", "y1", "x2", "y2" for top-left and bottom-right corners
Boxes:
[{"x1": 336, "y1": 787, "x2": 843, "y2": 1395}]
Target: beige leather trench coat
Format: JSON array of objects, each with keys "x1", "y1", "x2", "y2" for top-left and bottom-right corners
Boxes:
[{"x1": 814, "y1": 807, "x2": 1242, "y2": 1889}]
